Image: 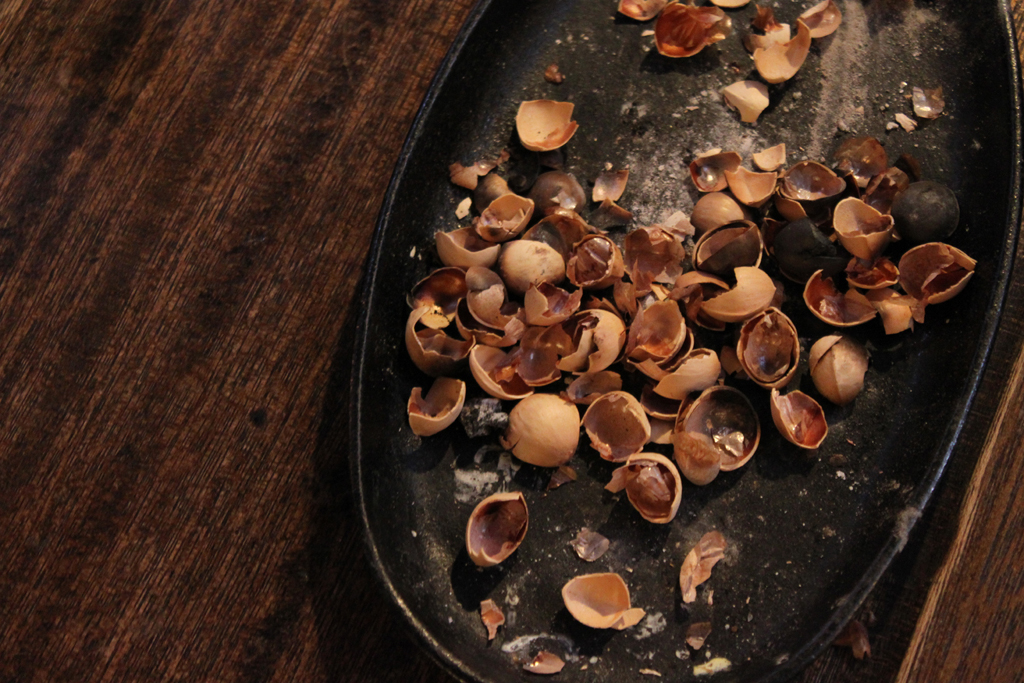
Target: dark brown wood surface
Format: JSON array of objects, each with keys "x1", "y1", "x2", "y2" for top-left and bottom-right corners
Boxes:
[{"x1": 0, "y1": 1, "x2": 1020, "y2": 682}]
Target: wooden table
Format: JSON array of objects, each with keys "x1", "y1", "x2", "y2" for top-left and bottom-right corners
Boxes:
[{"x1": 1, "y1": 1, "x2": 1021, "y2": 681}]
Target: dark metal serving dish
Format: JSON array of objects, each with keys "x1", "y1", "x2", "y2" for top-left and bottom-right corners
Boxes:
[{"x1": 352, "y1": 0, "x2": 1021, "y2": 680}]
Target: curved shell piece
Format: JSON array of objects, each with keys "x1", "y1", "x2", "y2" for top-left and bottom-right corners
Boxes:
[
  {"x1": 799, "y1": 0, "x2": 842, "y2": 38},
  {"x1": 770, "y1": 389, "x2": 828, "y2": 449},
  {"x1": 566, "y1": 371, "x2": 623, "y2": 405},
  {"x1": 679, "y1": 531, "x2": 726, "y2": 603},
  {"x1": 689, "y1": 149, "x2": 742, "y2": 193},
  {"x1": 561, "y1": 573, "x2": 646, "y2": 630},
  {"x1": 833, "y1": 197, "x2": 894, "y2": 261},
  {"x1": 780, "y1": 160, "x2": 846, "y2": 202},
  {"x1": 654, "y1": 348, "x2": 721, "y2": 400},
  {"x1": 833, "y1": 136, "x2": 887, "y2": 189},
  {"x1": 617, "y1": 0, "x2": 668, "y2": 21},
  {"x1": 725, "y1": 167, "x2": 777, "y2": 206},
  {"x1": 501, "y1": 393, "x2": 580, "y2": 467},
  {"x1": 626, "y1": 300, "x2": 687, "y2": 366},
  {"x1": 623, "y1": 226, "x2": 687, "y2": 294},
  {"x1": 693, "y1": 221, "x2": 763, "y2": 275},
  {"x1": 674, "y1": 385, "x2": 760, "y2": 481},
  {"x1": 528, "y1": 171, "x2": 587, "y2": 215},
  {"x1": 593, "y1": 168, "x2": 629, "y2": 203},
  {"x1": 753, "y1": 19, "x2": 811, "y2": 84},
  {"x1": 558, "y1": 309, "x2": 627, "y2": 374},
  {"x1": 752, "y1": 144, "x2": 786, "y2": 172},
  {"x1": 898, "y1": 242, "x2": 976, "y2": 305},
  {"x1": 436, "y1": 228, "x2": 501, "y2": 269},
  {"x1": 865, "y1": 287, "x2": 917, "y2": 334},
  {"x1": 619, "y1": 452, "x2": 683, "y2": 524},
  {"x1": 701, "y1": 266, "x2": 775, "y2": 323},
  {"x1": 409, "y1": 267, "x2": 468, "y2": 329},
  {"x1": 406, "y1": 306, "x2": 475, "y2": 376},
  {"x1": 524, "y1": 282, "x2": 583, "y2": 326},
  {"x1": 567, "y1": 234, "x2": 626, "y2": 290},
  {"x1": 583, "y1": 391, "x2": 651, "y2": 462},
  {"x1": 475, "y1": 193, "x2": 535, "y2": 243},
  {"x1": 523, "y1": 652, "x2": 565, "y2": 675},
  {"x1": 736, "y1": 307, "x2": 799, "y2": 389},
  {"x1": 465, "y1": 491, "x2": 529, "y2": 567},
  {"x1": 691, "y1": 192, "x2": 751, "y2": 235},
  {"x1": 408, "y1": 377, "x2": 467, "y2": 437},
  {"x1": 721, "y1": 81, "x2": 770, "y2": 124},
  {"x1": 803, "y1": 270, "x2": 878, "y2": 327},
  {"x1": 846, "y1": 256, "x2": 899, "y2": 290},
  {"x1": 516, "y1": 100, "x2": 579, "y2": 152},
  {"x1": 655, "y1": 3, "x2": 732, "y2": 58},
  {"x1": 469, "y1": 345, "x2": 533, "y2": 400},
  {"x1": 744, "y1": 23, "x2": 791, "y2": 52},
  {"x1": 809, "y1": 334, "x2": 869, "y2": 405}
]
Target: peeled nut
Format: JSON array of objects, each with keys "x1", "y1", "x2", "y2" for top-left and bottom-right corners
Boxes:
[
  {"x1": 465, "y1": 491, "x2": 528, "y2": 567},
  {"x1": 408, "y1": 377, "x2": 467, "y2": 436},
  {"x1": 501, "y1": 393, "x2": 580, "y2": 467},
  {"x1": 561, "y1": 573, "x2": 646, "y2": 630},
  {"x1": 809, "y1": 335, "x2": 869, "y2": 405},
  {"x1": 499, "y1": 239, "x2": 566, "y2": 296}
]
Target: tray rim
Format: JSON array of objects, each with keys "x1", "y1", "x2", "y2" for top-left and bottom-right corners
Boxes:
[{"x1": 349, "y1": 1, "x2": 1024, "y2": 680}]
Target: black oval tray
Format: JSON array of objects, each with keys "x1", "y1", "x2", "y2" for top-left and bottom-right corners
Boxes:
[{"x1": 351, "y1": 1, "x2": 1022, "y2": 681}]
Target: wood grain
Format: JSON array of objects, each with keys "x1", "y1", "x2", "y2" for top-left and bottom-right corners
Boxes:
[{"x1": 0, "y1": 0, "x2": 1019, "y2": 682}]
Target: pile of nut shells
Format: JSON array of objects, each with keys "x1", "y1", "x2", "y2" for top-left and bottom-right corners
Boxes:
[{"x1": 405, "y1": 99, "x2": 974, "y2": 642}]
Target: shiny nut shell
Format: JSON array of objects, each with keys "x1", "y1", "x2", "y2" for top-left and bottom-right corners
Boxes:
[{"x1": 465, "y1": 491, "x2": 529, "y2": 567}]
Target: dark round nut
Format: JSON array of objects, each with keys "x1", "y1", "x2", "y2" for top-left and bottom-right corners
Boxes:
[
  {"x1": 891, "y1": 180, "x2": 960, "y2": 244},
  {"x1": 773, "y1": 218, "x2": 848, "y2": 283}
]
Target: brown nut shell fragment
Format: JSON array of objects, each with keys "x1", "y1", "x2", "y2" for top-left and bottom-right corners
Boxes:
[
  {"x1": 898, "y1": 242, "x2": 976, "y2": 305},
  {"x1": 691, "y1": 192, "x2": 752, "y2": 235},
  {"x1": 516, "y1": 100, "x2": 579, "y2": 152},
  {"x1": 524, "y1": 282, "x2": 583, "y2": 326},
  {"x1": 654, "y1": 348, "x2": 721, "y2": 400},
  {"x1": 528, "y1": 171, "x2": 587, "y2": 215},
  {"x1": 799, "y1": 0, "x2": 842, "y2": 38},
  {"x1": 500, "y1": 240, "x2": 566, "y2": 297},
  {"x1": 809, "y1": 334, "x2": 869, "y2": 405},
  {"x1": 780, "y1": 160, "x2": 846, "y2": 202},
  {"x1": 480, "y1": 599, "x2": 505, "y2": 640},
  {"x1": 523, "y1": 651, "x2": 565, "y2": 675},
  {"x1": 558, "y1": 309, "x2": 627, "y2": 374},
  {"x1": 753, "y1": 144, "x2": 787, "y2": 172},
  {"x1": 701, "y1": 266, "x2": 776, "y2": 323},
  {"x1": 408, "y1": 377, "x2": 467, "y2": 437},
  {"x1": 721, "y1": 81, "x2": 770, "y2": 124},
  {"x1": 753, "y1": 19, "x2": 811, "y2": 84},
  {"x1": 572, "y1": 528, "x2": 610, "y2": 562},
  {"x1": 674, "y1": 385, "x2": 760, "y2": 478},
  {"x1": 693, "y1": 221, "x2": 764, "y2": 275},
  {"x1": 594, "y1": 168, "x2": 630, "y2": 203},
  {"x1": 655, "y1": 3, "x2": 732, "y2": 58},
  {"x1": 626, "y1": 300, "x2": 687, "y2": 366},
  {"x1": 846, "y1": 256, "x2": 899, "y2": 290},
  {"x1": 501, "y1": 393, "x2": 580, "y2": 467},
  {"x1": 689, "y1": 149, "x2": 742, "y2": 193},
  {"x1": 583, "y1": 391, "x2": 651, "y2": 462},
  {"x1": 618, "y1": 0, "x2": 668, "y2": 21},
  {"x1": 679, "y1": 531, "x2": 727, "y2": 603},
  {"x1": 406, "y1": 306, "x2": 475, "y2": 376},
  {"x1": 834, "y1": 136, "x2": 888, "y2": 189},
  {"x1": 737, "y1": 307, "x2": 800, "y2": 389},
  {"x1": 561, "y1": 573, "x2": 646, "y2": 630},
  {"x1": 619, "y1": 452, "x2": 683, "y2": 523},
  {"x1": 567, "y1": 234, "x2": 626, "y2": 290},
  {"x1": 833, "y1": 197, "x2": 894, "y2": 261},
  {"x1": 566, "y1": 371, "x2": 623, "y2": 405},
  {"x1": 744, "y1": 23, "x2": 791, "y2": 53},
  {"x1": 475, "y1": 193, "x2": 535, "y2": 243},
  {"x1": 436, "y1": 228, "x2": 501, "y2": 269},
  {"x1": 803, "y1": 270, "x2": 877, "y2": 327},
  {"x1": 770, "y1": 389, "x2": 828, "y2": 449},
  {"x1": 469, "y1": 346, "x2": 533, "y2": 400},
  {"x1": 623, "y1": 226, "x2": 687, "y2": 294},
  {"x1": 865, "y1": 287, "x2": 917, "y2": 334},
  {"x1": 408, "y1": 266, "x2": 468, "y2": 329},
  {"x1": 725, "y1": 167, "x2": 777, "y2": 207},
  {"x1": 465, "y1": 491, "x2": 528, "y2": 567}
]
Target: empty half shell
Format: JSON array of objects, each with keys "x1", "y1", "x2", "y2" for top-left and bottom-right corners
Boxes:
[
  {"x1": 614, "y1": 452, "x2": 683, "y2": 524},
  {"x1": 689, "y1": 149, "x2": 742, "y2": 193},
  {"x1": 898, "y1": 242, "x2": 976, "y2": 306},
  {"x1": 799, "y1": 0, "x2": 842, "y2": 38},
  {"x1": 516, "y1": 100, "x2": 579, "y2": 152},
  {"x1": 752, "y1": 144, "x2": 786, "y2": 172},
  {"x1": 561, "y1": 573, "x2": 646, "y2": 630},
  {"x1": 406, "y1": 306, "x2": 475, "y2": 376},
  {"x1": 725, "y1": 167, "x2": 777, "y2": 206},
  {"x1": 436, "y1": 228, "x2": 502, "y2": 269},
  {"x1": 736, "y1": 307, "x2": 799, "y2": 389},
  {"x1": 674, "y1": 385, "x2": 760, "y2": 483},
  {"x1": 618, "y1": 0, "x2": 669, "y2": 21},
  {"x1": 558, "y1": 309, "x2": 627, "y2": 374},
  {"x1": 567, "y1": 234, "x2": 626, "y2": 290},
  {"x1": 583, "y1": 391, "x2": 651, "y2": 462},
  {"x1": 693, "y1": 221, "x2": 764, "y2": 275},
  {"x1": 701, "y1": 266, "x2": 775, "y2": 323},
  {"x1": 803, "y1": 270, "x2": 877, "y2": 327},
  {"x1": 833, "y1": 197, "x2": 894, "y2": 261},
  {"x1": 465, "y1": 491, "x2": 529, "y2": 567},
  {"x1": 408, "y1": 377, "x2": 467, "y2": 436},
  {"x1": 770, "y1": 389, "x2": 828, "y2": 449},
  {"x1": 501, "y1": 393, "x2": 580, "y2": 467},
  {"x1": 653, "y1": 348, "x2": 721, "y2": 400},
  {"x1": 655, "y1": 3, "x2": 732, "y2": 58},
  {"x1": 753, "y1": 19, "x2": 811, "y2": 84}
]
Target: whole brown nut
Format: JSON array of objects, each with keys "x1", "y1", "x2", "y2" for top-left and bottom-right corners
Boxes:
[{"x1": 499, "y1": 240, "x2": 566, "y2": 296}]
